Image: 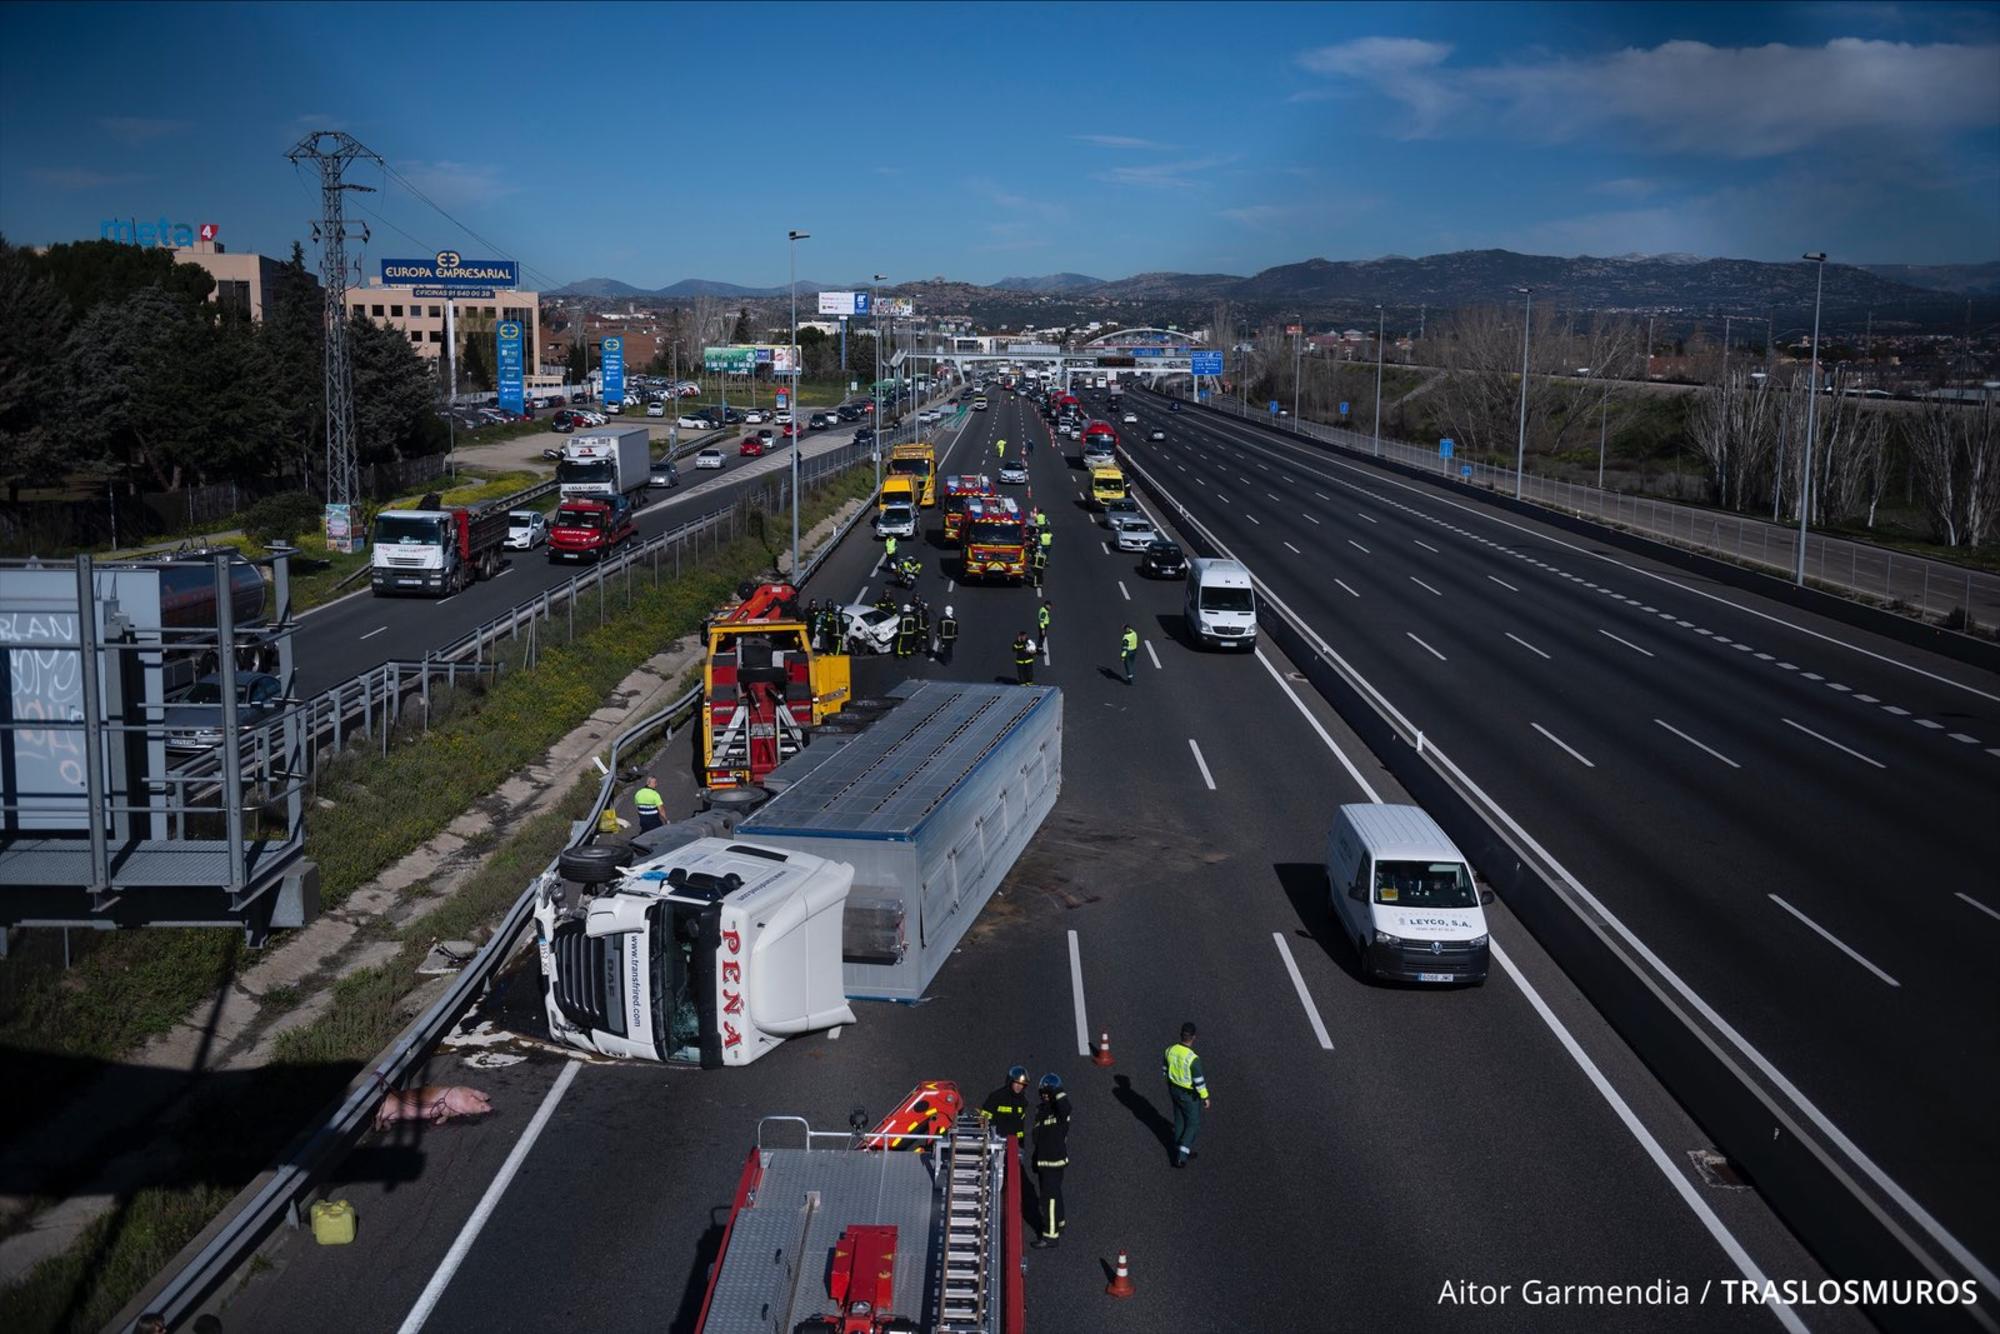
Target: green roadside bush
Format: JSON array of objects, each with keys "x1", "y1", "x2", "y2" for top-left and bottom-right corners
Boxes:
[{"x1": 240, "y1": 491, "x2": 324, "y2": 547}]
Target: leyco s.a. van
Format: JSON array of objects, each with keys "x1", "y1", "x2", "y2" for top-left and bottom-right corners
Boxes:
[
  {"x1": 1326, "y1": 803, "x2": 1493, "y2": 984},
  {"x1": 1184, "y1": 557, "x2": 1257, "y2": 648}
]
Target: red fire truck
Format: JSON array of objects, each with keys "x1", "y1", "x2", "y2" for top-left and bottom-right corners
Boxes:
[
  {"x1": 939, "y1": 473, "x2": 997, "y2": 545},
  {"x1": 959, "y1": 495, "x2": 1029, "y2": 584}
]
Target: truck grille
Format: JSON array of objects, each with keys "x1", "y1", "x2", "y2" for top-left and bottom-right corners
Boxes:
[
  {"x1": 1393, "y1": 939, "x2": 1484, "y2": 976},
  {"x1": 550, "y1": 921, "x2": 623, "y2": 1036}
]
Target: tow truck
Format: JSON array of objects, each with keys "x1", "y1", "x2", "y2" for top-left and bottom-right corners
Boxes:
[
  {"x1": 938, "y1": 473, "x2": 996, "y2": 545},
  {"x1": 888, "y1": 441, "x2": 938, "y2": 507},
  {"x1": 701, "y1": 581, "x2": 851, "y2": 790},
  {"x1": 959, "y1": 495, "x2": 1029, "y2": 584},
  {"x1": 694, "y1": 1079, "x2": 1022, "y2": 1334}
]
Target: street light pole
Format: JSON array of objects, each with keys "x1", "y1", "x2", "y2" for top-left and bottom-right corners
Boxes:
[
  {"x1": 1373, "y1": 304, "x2": 1385, "y2": 457},
  {"x1": 1795, "y1": 252, "x2": 1827, "y2": 585},
  {"x1": 1514, "y1": 287, "x2": 1533, "y2": 499},
  {"x1": 1292, "y1": 319, "x2": 1301, "y2": 432},
  {"x1": 871, "y1": 274, "x2": 886, "y2": 490},
  {"x1": 788, "y1": 229, "x2": 810, "y2": 579}
]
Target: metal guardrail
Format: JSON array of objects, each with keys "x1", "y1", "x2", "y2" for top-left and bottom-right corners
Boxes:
[{"x1": 123, "y1": 439, "x2": 884, "y2": 1331}]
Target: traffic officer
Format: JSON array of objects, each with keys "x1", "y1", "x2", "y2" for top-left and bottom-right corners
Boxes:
[
  {"x1": 1036, "y1": 601, "x2": 1052, "y2": 657},
  {"x1": 1038, "y1": 526, "x2": 1053, "y2": 556},
  {"x1": 978, "y1": 1065, "x2": 1030, "y2": 1144},
  {"x1": 996, "y1": 438, "x2": 1008, "y2": 461},
  {"x1": 1120, "y1": 624, "x2": 1140, "y2": 684},
  {"x1": 1013, "y1": 630, "x2": 1036, "y2": 685},
  {"x1": 1163, "y1": 1022, "x2": 1210, "y2": 1168},
  {"x1": 883, "y1": 533, "x2": 899, "y2": 567},
  {"x1": 1029, "y1": 1073, "x2": 1071, "y2": 1248},
  {"x1": 633, "y1": 775, "x2": 665, "y2": 834},
  {"x1": 896, "y1": 604, "x2": 919, "y2": 659},
  {"x1": 936, "y1": 605, "x2": 959, "y2": 665}
]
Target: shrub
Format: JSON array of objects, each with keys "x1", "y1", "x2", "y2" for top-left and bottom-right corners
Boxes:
[{"x1": 241, "y1": 490, "x2": 325, "y2": 547}]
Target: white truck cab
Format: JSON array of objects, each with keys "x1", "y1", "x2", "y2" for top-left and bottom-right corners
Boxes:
[
  {"x1": 1183, "y1": 557, "x2": 1257, "y2": 648},
  {"x1": 537, "y1": 838, "x2": 856, "y2": 1066},
  {"x1": 1326, "y1": 804, "x2": 1492, "y2": 985}
]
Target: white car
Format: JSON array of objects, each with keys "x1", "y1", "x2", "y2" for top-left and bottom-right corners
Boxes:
[
  {"x1": 998, "y1": 461, "x2": 1029, "y2": 485},
  {"x1": 1122, "y1": 412, "x2": 1139, "y2": 424},
  {"x1": 576, "y1": 410, "x2": 607, "y2": 427},
  {"x1": 875, "y1": 503, "x2": 918, "y2": 540},
  {"x1": 1147, "y1": 428, "x2": 1166, "y2": 441},
  {"x1": 677, "y1": 415, "x2": 711, "y2": 430},
  {"x1": 505, "y1": 510, "x2": 548, "y2": 550},
  {"x1": 743, "y1": 410, "x2": 767, "y2": 424},
  {"x1": 695, "y1": 447, "x2": 725, "y2": 469},
  {"x1": 1109, "y1": 514, "x2": 1158, "y2": 551},
  {"x1": 773, "y1": 411, "x2": 793, "y2": 425},
  {"x1": 838, "y1": 603, "x2": 902, "y2": 655},
  {"x1": 646, "y1": 400, "x2": 666, "y2": 417}
]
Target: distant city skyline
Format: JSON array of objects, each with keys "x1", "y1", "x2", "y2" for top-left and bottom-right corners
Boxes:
[{"x1": 2, "y1": 1, "x2": 1995, "y2": 288}]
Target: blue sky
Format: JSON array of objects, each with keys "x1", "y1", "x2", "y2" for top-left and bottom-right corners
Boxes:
[{"x1": 3, "y1": 1, "x2": 1996, "y2": 289}]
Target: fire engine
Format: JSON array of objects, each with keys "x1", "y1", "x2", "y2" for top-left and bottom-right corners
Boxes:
[
  {"x1": 958, "y1": 495, "x2": 1029, "y2": 584},
  {"x1": 701, "y1": 582, "x2": 851, "y2": 789},
  {"x1": 939, "y1": 473, "x2": 997, "y2": 545},
  {"x1": 694, "y1": 1079, "x2": 1023, "y2": 1334}
]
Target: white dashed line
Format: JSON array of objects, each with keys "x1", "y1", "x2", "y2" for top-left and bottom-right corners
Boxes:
[
  {"x1": 1101, "y1": 541, "x2": 1111, "y2": 555},
  {"x1": 1273, "y1": 933, "x2": 1335, "y2": 1051},
  {"x1": 1598, "y1": 629, "x2": 1655, "y2": 658},
  {"x1": 1957, "y1": 892, "x2": 2000, "y2": 923},
  {"x1": 1782, "y1": 718, "x2": 1885, "y2": 769},
  {"x1": 1302, "y1": 513, "x2": 1321, "y2": 524},
  {"x1": 1948, "y1": 732, "x2": 1979, "y2": 745},
  {"x1": 1358, "y1": 512, "x2": 1379, "y2": 524},
  {"x1": 1414, "y1": 539, "x2": 1440, "y2": 554},
  {"x1": 1284, "y1": 541, "x2": 1302, "y2": 554},
  {"x1": 1655, "y1": 719, "x2": 1742, "y2": 769},
  {"x1": 1118, "y1": 580, "x2": 1131, "y2": 602},
  {"x1": 1532, "y1": 722, "x2": 1596, "y2": 768},
  {"x1": 1335, "y1": 579, "x2": 1360, "y2": 598},
  {"x1": 1406, "y1": 632, "x2": 1447, "y2": 662},
  {"x1": 1409, "y1": 576, "x2": 1443, "y2": 597},
  {"x1": 1506, "y1": 632, "x2": 1550, "y2": 660},
  {"x1": 1067, "y1": 930, "x2": 1091, "y2": 1056},
  {"x1": 1187, "y1": 737, "x2": 1217, "y2": 790},
  {"x1": 1488, "y1": 575, "x2": 1519, "y2": 592},
  {"x1": 360, "y1": 626, "x2": 388, "y2": 641},
  {"x1": 1246, "y1": 513, "x2": 1262, "y2": 525},
  {"x1": 1348, "y1": 540, "x2": 1370, "y2": 554},
  {"x1": 1769, "y1": 895, "x2": 1900, "y2": 988},
  {"x1": 1146, "y1": 640, "x2": 1162, "y2": 671}
]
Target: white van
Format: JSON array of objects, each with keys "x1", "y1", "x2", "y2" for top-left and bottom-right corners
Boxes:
[
  {"x1": 1183, "y1": 557, "x2": 1257, "y2": 648},
  {"x1": 1325, "y1": 804, "x2": 1491, "y2": 985}
]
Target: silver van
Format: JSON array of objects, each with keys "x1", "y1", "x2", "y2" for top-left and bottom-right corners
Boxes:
[
  {"x1": 1325, "y1": 803, "x2": 1492, "y2": 985},
  {"x1": 1183, "y1": 557, "x2": 1257, "y2": 648}
]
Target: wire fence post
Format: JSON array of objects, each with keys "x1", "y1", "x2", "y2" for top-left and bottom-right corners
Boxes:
[
  {"x1": 422, "y1": 653, "x2": 430, "y2": 731},
  {"x1": 361, "y1": 672, "x2": 372, "y2": 742}
]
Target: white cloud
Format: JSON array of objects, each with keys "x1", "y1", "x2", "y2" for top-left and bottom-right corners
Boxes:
[
  {"x1": 1294, "y1": 37, "x2": 2000, "y2": 156},
  {"x1": 31, "y1": 167, "x2": 150, "y2": 190},
  {"x1": 394, "y1": 160, "x2": 519, "y2": 207},
  {"x1": 1071, "y1": 134, "x2": 1175, "y2": 150},
  {"x1": 1093, "y1": 155, "x2": 1236, "y2": 189},
  {"x1": 1589, "y1": 177, "x2": 1664, "y2": 199},
  {"x1": 968, "y1": 178, "x2": 1068, "y2": 222},
  {"x1": 96, "y1": 117, "x2": 189, "y2": 146}
]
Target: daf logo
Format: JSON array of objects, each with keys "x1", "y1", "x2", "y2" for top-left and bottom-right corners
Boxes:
[
  {"x1": 436, "y1": 250, "x2": 461, "y2": 268},
  {"x1": 1430, "y1": 940, "x2": 1443, "y2": 955}
]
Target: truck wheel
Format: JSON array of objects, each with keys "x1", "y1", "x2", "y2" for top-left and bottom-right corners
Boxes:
[
  {"x1": 559, "y1": 843, "x2": 631, "y2": 885},
  {"x1": 705, "y1": 786, "x2": 770, "y2": 818}
]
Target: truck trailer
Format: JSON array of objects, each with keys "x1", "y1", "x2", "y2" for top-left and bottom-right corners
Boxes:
[
  {"x1": 557, "y1": 427, "x2": 651, "y2": 501},
  {"x1": 370, "y1": 503, "x2": 509, "y2": 596}
]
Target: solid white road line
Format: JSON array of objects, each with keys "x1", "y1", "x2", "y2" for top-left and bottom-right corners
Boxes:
[
  {"x1": 1187, "y1": 737, "x2": 1217, "y2": 790},
  {"x1": 1253, "y1": 648, "x2": 1382, "y2": 802},
  {"x1": 1284, "y1": 541, "x2": 1303, "y2": 554},
  {"x1": 1334, "y1": 578, "x2": 1360, "y2": 598},
  {"x1": 1272, "y1": 933, "x2": 1335, "y2": 1050},
  {"x1": 1348, "y1": 540, "x2": 1370, "y2": 554},
  {"x1": 1302, "y1": 512, "x2": 1321, "y2": 524},
  {"x1": 1488, "y1": 575, "x2": 1519, "y2": 592},
  {"x1": 360, "y1": 626, "x2": 388, "y2": 641},
  {"x1": 1655, "y1": 719, "x2": 1742, "y2": 769},
  {"x1": 1118, "y1": 580, "x2": 1131, "y2": 602},
  {"x1": 854, "y1": 584, "x2": 870, "y2": 604},
  {"x1": 1067, "y1": 930, "x2": 1091, "y2": 1057},
  {"x1": 1768, "y1": 895, "x2": 1901, "y2": 988},
  {"x1": 1532, "y1": 722, "x2": 1596, "y2": 768},
  {"x1": 1406, "y1": 632, "x2": 1447, "y2": 662},
  {"x1": 1145, "y1": 640, "x2": 1162, "y2": 670},
  {"x1": 1506, "y1": 631, "x2": 1551, "y2": 660},
  {"x1": 1782, "y1": 717, "x2": 1886, "y2": 770},
  {"x1": 1409, "y1": 576, "x2": 1443, "y2": 598},
  {"x1": 1598, "y1": 628, "x2": 1655, "y2": 658},
  {"x1": 1414, "y1": 539, "x2": 1440, "y2": 553},
  {"x1": 398, "y1": 1059, "x2": 582, "y2": 1334},
  {"x1": 1957, "y1": 892, "x2": 2000, "y2": 924},
  {"x1": 1490, "y1": 942, "x2": 1810, "y2": 1334},
  {"x1": 1101, "y1": 541, "x2": 1111, "y2": 555}
]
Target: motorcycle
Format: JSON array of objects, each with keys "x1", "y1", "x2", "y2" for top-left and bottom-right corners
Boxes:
[{"x1": 889, "y1": 555, "x2": 923, "y2": 589}]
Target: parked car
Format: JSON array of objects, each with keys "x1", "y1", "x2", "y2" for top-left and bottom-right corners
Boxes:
[
  {"x1": 998, "y1": 461, "x2": 1029, "y2": 485},
  {"x1": 695, "y1": 447, "x2": 725, "y2": 469},
  {"x1": 677, "y1": 415, "x2": 710, "y2": 430},
  {"x1": 1141, "y1": 538, "x2": 1188, "y2": 578},
  {"x1": 739, "y1": 436, "x2": 766, "y2": 458},
  {"x1": 165, "y1": 672, "x2": 285, "y2": 755},
  {"x1": 649, "y1": 458, "x2": 680, "y2": 488},
  {"x1": 743, "y1": 410, "x2": 767, "y2": 424},
  {"x1": 853, "y1": 427, "x2": 876, "y2": 448},
  {"x1": 505, "y1": 510, "x2": 549, "y2": 550},
  {"x1": 1111, "y1": 514, "x2": 1159, "y2": 551},
  {"x1": 773, "y1": 411, "x2": 793, "y2": 425}
]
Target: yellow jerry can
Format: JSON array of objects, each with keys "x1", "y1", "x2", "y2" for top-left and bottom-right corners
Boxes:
[{"x1": 310, "y1": 1198, "x2": 357, "y2": 1245}]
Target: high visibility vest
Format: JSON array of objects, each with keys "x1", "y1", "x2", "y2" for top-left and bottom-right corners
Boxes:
[
  {"x1": 1032, "y1": 548, "x2": 1048, "y2": 570},
  {"x1": 1039, "y1": 531, "x2": 1052, "y2": 549},
  {"x1": 1121, "y1": 630, "x2": 1139, "y2": 653},
  {"x1": 939, "y1": 617, "x2": 959, "y2": 642},
  {"x1": 1164, "y1": 1043, "x2": 1208, "y2": 1098},
  {"x1": 1037, "y1": 607, "x2": 1051, "y2": 632},
  {"x1": 634, "y1": 786, "x2": 664, "y2": 812},
  {"x1": 885, "y1": 536, "x2": 898, "y2": 556},
  {"x1": 899, "y1": 614, "x2": 918, "y2": 637}
]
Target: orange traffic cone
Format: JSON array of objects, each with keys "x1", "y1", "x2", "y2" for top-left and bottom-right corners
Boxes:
[
  {"x1": 1092, "y1": 1031, "x2": 1114, "y2": 1067},
  {"x1": 1106, "y1": 1251, "x2": 1136, "y2": 1299}
]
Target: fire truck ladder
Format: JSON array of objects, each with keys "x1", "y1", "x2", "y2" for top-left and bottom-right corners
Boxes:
[{"x1": 932, "y1": 1113, "x2": 1002, "y2": 1333}]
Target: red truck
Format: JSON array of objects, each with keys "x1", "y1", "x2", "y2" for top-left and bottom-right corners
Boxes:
[
  {"x1": 548, "y1": 495, "x2": 637, "y2": 562},
  {"x1": 959, "y1": 494, "x2": 1029, "y2": 583}
]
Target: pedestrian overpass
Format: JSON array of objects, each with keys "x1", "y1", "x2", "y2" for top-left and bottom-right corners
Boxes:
[{"x1": 920, "y1": 329, "x2": 1215, "y2": 382}]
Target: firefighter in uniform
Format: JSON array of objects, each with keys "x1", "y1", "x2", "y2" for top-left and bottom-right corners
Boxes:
[
  {"x1": 1030, "y1": 1073, "x2": 1071, "y2": 1248},
  {"x1": 979, "y1": 1065, "x2": 1030, "y2": 1144},
  {"x1": 1013, "y1": 630, "x2": 1036, "y2": 685},
  {"x1": 1030, "y1": 542, "x2": 1048, "y2": 590},
  {"x1": 915, "y1": 596, "x2": 931, "y2": 645},
  {"x1": 874, "y1": 592, "x2": 896, "y2": 619},
  {"x1": 1164, "y1": 1022, "x2": 1210, "y2": 1168},
  {"x1": 896, "y1": 604, "x2": 919, "y2": 658},
  {"x1": 936, "y1": 605, "x2": 959, "y2": 665}
]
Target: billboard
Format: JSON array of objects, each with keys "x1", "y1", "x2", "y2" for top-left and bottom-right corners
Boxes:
[
  {"x1": 601, "y1": 336, "x2": 625, "y2": 406},
  {"x1": 497, "y1": 321, "x2": 525, "y2": 415},
  {"x1": 379, "y1": 251, "x2": 520, "y2": 290},
  {"x1": 817, "y1": 291, "x2": 872, "y2": 316},
  {"x1": 876, "y1": 297, "x2": 914, "y2": 318},
  {"x1": 705, "y1": 346, "x2": 756, "y2": 373},
  {"x1": 1285, "y1": 324, "x2": 1303, "y2": 336}
]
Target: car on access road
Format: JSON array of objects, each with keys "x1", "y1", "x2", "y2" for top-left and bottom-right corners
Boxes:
[
  {"x1": 646, "y1": 400, "x2": 666, "y2": 417},
  {"x1": 649, "y1": 457, "x2": 680, "y2": 488},
  {"x1": 743, "y1": 410, "x2": 767, "y2": 424},
  {"x1": 1122, "y1": 412, "x2": 1139, "y2": 424},
  {"x1": 505, "y1": 510, "x2": 549, "y2": 550},
  {"x1": 739, "y1": 436, "x2": 766, "y2": 458},
  {"x1": 695, "y1": 447, "x2": 725, "y2": 469}
]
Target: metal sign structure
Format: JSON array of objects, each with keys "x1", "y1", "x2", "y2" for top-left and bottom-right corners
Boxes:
[
  {"x1": 602, "y1": 336, "x2": 625, "y2": 406},
  {"x1": 379, "y1": 251, "x2": 520, "y2": 290},
  {"x1": 497, "y1": 321, "x2": 525, "y2": 414},
  {"x1": 817, "y1": 291, "x2": 871, "y2": 316},
  {"x1": 1190, "y1": 351, "x2": 1224, "y2": 376}
]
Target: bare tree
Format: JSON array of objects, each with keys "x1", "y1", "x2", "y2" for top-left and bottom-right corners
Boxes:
[
  {"x1": 1688, "y1": 368, "x2": 1780, "y2": 510},
  {"x1": 1908, "y1": 398, "x2": 2000, "y2": 548}
]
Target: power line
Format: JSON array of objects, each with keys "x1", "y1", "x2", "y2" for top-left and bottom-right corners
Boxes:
[{"x1": 376, "y1": 162, "x2": 564, "y2": 292}]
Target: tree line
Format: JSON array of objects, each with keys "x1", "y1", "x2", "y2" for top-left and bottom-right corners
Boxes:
[{"x1": 0, "y1": 236, "x2": 445, "y2": 508}]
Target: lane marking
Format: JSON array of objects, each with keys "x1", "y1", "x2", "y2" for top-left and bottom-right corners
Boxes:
[
  {"x1": 1334, "y1": 579, "x2": 1360, "y2": 598},
  {"x1": 1655, "y1": 719, "x2": 1742, "y2": 769},
  {"x1": 1145, "y1": 640, "x2": 1162, "y2": 671},
  {"x1": 1490, "y1": 942, "x2": 1810, "y2": 1334},
  {"x1": 1187, "y1": 737, "x2": 1217, "y2": 790},
  {"x1": 1782, "y1": 718, "x2": 1885, "y2": 770},
  {"x1": 1067, "y1": 930, "x2": 1091, "y2": 1057},
  {"x1": 1118, "y1": 580, "x2": 1131, "y2": 602},
  {"x1": 1488, "y1": 575, "x2": 1519, "y2": 592},
  {"x1": 1955, "y1": 892, "x2": 2000, "y2": 924},
  {"x1": 1532, "y1": 722, "x2": 1596, "y2": 768},
  {"x1": 360, "y1": 626, "x2": 388, "y2": 641},
  {"x1": 1506, "y1": 631, "x2": 1550, "y2": 660},
  {"x1": 1413, "y1": 539, "x2": 1440, "y2": 554},
  {"x1": 1245, "y1": 513, "x2": 1262, "y2": 525},
  {"x1": 397, "y1": 1059, "x2": 582, "y2": 1334},
  {"x1": 1409, "y1": 576, "x2": 1443, "y2": 598},
  {"x1": 1254, "y1": 648, "x2": 1382, "y2": 802},
  {"x1": 947, "y1": 579, "x2": 955, "y2": 593},
  {"x1": 1348, "y1": 540, "x2": 1370, "y2": 554},
  {"x1": 1769, "y1": 895, "x2": 1901, "y2": 988},
  {"x1": 1302, "y1": 513, "x2": 1321, "y2": 525},
  {"x1": 1357, "y1": 512, "x2": 1378, "y2": 524},
  {"x1": 1101, "y1": 541, "x2": 1111, "y2": 555},
  {"x1": 1406, "y1": 632, "x2": 1447, "y2": 662},
  {"x1": 1598, "y1": 629, "x2": 1655, "y2": 658},
  {"x1": 1284, "y1": 541, "x2": 1303, "y2": 554},
  {"x1": 1272, "y1": 933, "x2": 1335, "y2": 1050},
  {"x1": 1267, "y1": 491, "x2": 1281, "y2": 502},
  {"x1": 854, "y1": 584, "x2": 869, "y2": 604}
]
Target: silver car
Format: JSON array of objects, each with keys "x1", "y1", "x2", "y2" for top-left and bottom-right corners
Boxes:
[
  {"x1": 505, "y1": 510, "x2": 548, "y2": 549},
  {"x1": 166, "y1": 672, "x2": 285, "y2": 755},
  {"x1": 1110, "y1": 514, "x2": 1158, "y2": 551}
]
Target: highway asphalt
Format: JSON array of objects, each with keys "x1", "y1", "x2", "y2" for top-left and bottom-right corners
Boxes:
[
  {"x1": 215, "y1": 390, "x2": 1865, "y2": 1334},
  {"x1": 1109, "y1": 387, "x2": 2000, "y2": 1283}
]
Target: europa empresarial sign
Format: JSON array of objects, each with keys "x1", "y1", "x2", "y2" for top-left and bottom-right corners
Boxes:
[{"x1": 379, "y1": 250, "x2": 519, "y2": 290}]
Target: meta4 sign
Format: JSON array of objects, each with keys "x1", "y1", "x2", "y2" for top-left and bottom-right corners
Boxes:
[{"x1": 100, "y1": 217, "x2": 218, "y2": 249}]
